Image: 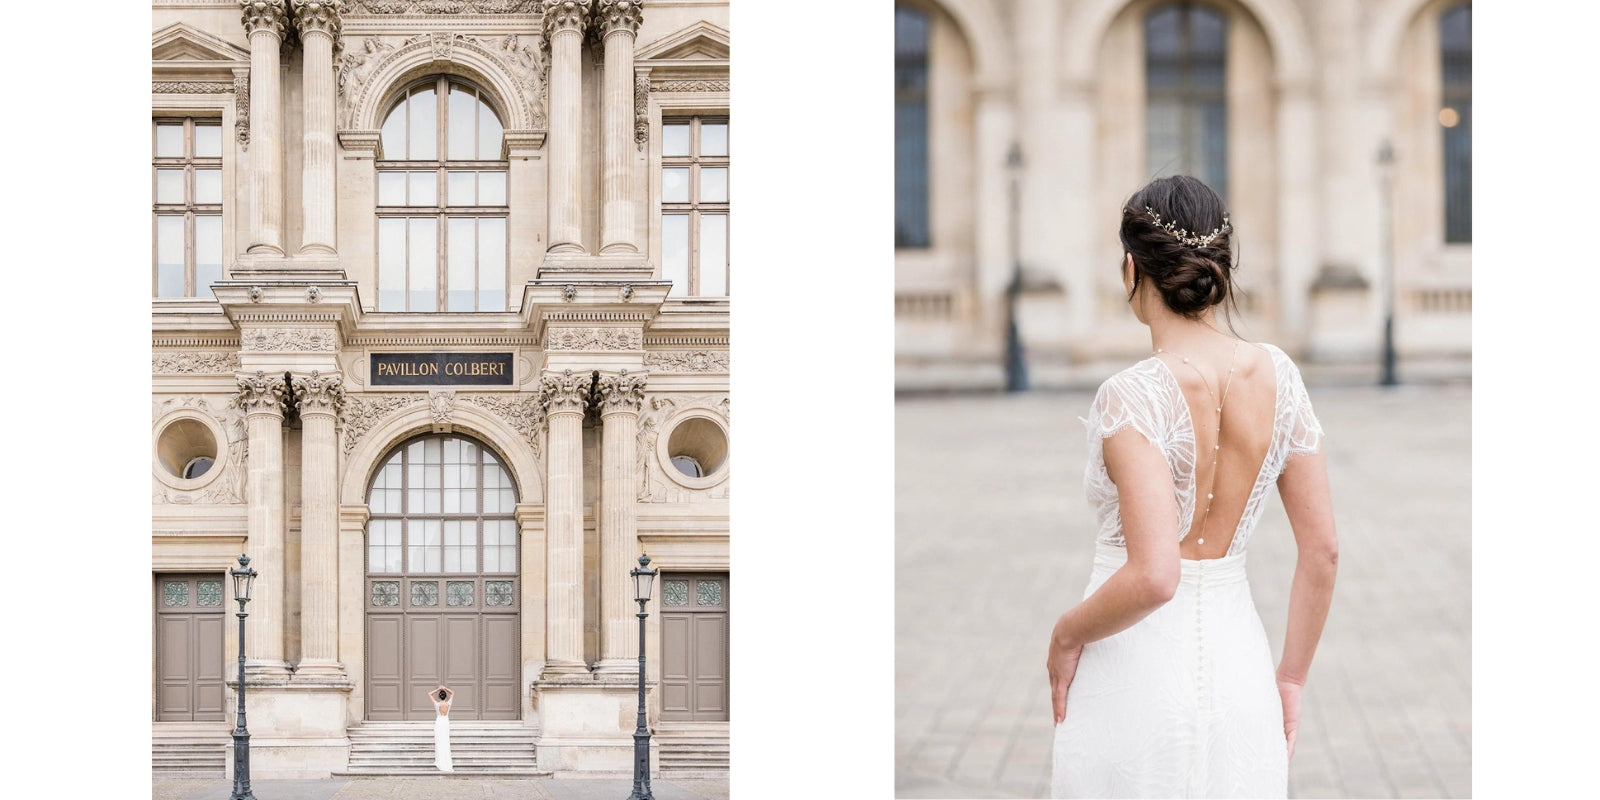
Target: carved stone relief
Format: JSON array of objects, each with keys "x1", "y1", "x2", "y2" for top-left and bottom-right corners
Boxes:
[
  {"x1": 338, "y1": 32, "x2": 545, "y2": 131},
  {"x1": 341, "y1": 394, "x2": 423, "y2": 454},
  {"x1": 241, "y1": 328, "x2": 338, "y2": 352},
  {"x1": 635, "y1": 393, "x2": 730, "y2": 503},
  {"x1": 544, "y1": 327, "x2": 642, "y2": 351},
  {"x1": 461, "y1": 394, "x2": 544, "y2": 461},
  {"x1": 293, "y1": 371, "x2": 347, "y2": 418},
  {"x1": 152, "y1": 395, "x2": 248, "y2": 505},
  {"x1": 429, "y1": 389, "x2": 456, "y2": 425},
  {"x1": 643, "y1": 351, "x2": 728, "y2": 373},
  {"x1": 595, "y1": 370, "x2": 647, "y2": 415},
  {"x1": 634, "y1": 74, "x2": 650, "y2": 150},
  {"x1": 235, "y1": 73, "x2": 251, "y2": 148},
  {"x1": 153, "y1": 352, "x2": 242, "y2": 374},
  {"x1": 652, "y1": 79, "x2": 729, "y2": 93},
  {"x1": 346, "y1": 0, "x2": 539, "y2": 12},
  {"x1": 539, "y1": 369, "x2": 591, "y2": 415}
]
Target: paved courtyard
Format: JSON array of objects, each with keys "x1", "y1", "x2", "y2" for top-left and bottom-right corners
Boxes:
[
  {"x1": 153, "y1": 776, "x2": 729, "y2": 800},
  {"x1": 896, "y1": 384, "x2": 1471, "y2": 798}
]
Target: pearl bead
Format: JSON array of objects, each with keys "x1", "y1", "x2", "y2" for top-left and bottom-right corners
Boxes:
[
  {"x1": 1198, "y1": 538, "x2": 1205, "y2": 544},
  {"x1": 1207, "y1": 493, "x2": 1213, "y2": 499}
]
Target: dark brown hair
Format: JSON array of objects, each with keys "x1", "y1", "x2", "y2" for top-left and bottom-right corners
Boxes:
[
  {"x1": 1120, "y1": 175, "x2": 1238, "y2": 321},
  {"x1": 437, "y1": 689, "x2": 448, "y2": 701}
]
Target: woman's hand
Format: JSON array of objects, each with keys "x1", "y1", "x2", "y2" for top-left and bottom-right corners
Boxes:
[
  {"x1": 1047, "y1": 638, "x2": 1085, "y2": 726},
  {"x1": 1277, "y1": 677, "x2": 1304, "y2": 762}
]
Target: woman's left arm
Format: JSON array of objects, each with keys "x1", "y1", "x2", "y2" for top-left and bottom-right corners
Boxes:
[{"x1": 1048, "y1": 428, "x2": 1182, "y2": 723}]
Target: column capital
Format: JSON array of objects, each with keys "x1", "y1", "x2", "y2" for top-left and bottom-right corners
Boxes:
[
  {"x1": 596, "y1": 0, "x2": 642, "y2": 39},
  {"x1": 241, "y1": 0, "x2": 290, "y2": 40},
  {"x1": 542, "y1": 0, "x2": 591, "y2": 36},
  {"x1": 292, "y1": 0, "x2": 344, "y2": 45},
  {"x1": 539, "y1": 368, "x2": 592, "y2": 416},
  {"x1": 292, "y1": 370, "x2": 346, "y2": 419},
  {"x1": 233, "y1": 370, "x2": 288, "y2": 418},
  {"x1": 595, "y1": 369, "x2": 647, "y2": 416}
]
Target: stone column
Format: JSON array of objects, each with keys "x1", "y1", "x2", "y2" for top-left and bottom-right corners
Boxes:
[
  {"x1": 293, "y1": 371, "x2": 345, "y2": 679},
  {"x1": 233, "y1": 370, "x2": 290, "y2": 676},
  {"x1": 294, "y1": 1, "x2": 343, "y2": 255},
  {"x1": 543, "y1": 1, "x2": 591, "y2": 255},
  {"x1": 240, "y1": 0, "x2": 289, "y2": 255},
  {"x1": 594, "y1": 370, "x2": 646, "y2": 672},
  {"x1": 540, "y1": 369, "x2": 591, "y2": 674},
  {"x1": 597, "y1": 1, "x2": 643, "y2": 254}
]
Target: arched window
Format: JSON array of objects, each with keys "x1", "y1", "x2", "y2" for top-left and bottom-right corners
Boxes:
[
  {"x1": 1145, "y1": 3, "x2": 1227, "y2": 199},
  {"x1": 377, "y1": 78, "x2": 508, "y2": 312},
  {"x1": 1439, "y1": 4, "x2": 1471, "y2": 243},
  {"x1": 895, "y1": 4, "x2": 932, "y2": 249}
]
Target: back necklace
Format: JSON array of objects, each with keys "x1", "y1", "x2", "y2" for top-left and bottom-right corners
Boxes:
[{"x1": 1153, "y1": 340, "x2": 1241, "y2": 546}]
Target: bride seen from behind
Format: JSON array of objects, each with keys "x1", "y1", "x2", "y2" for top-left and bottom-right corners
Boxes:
[{"x1": 1046, "y1": 175, "x2": 1339, "y2": 798}]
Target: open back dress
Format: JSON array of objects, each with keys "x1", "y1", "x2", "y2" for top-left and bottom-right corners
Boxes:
[{"x1": 1050, "y1": 343, "x2": 1323, "y2": 799}]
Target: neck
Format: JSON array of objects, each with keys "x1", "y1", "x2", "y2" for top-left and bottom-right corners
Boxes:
[{"x1": 1146, "y1": 308, "x2": 1230, "y2": 355}]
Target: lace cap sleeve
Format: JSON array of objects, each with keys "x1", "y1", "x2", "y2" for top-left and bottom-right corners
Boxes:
[
  {"x1": 1276, "y1": 348, "x2": 1324, "y2": 458},
  {"x1": 1082, "y1": 366, "x2": 1168, "y2": 448}
]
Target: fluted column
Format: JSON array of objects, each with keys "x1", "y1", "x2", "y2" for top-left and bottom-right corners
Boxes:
[
  {"x1": 241, "y1": 1, "x2": 289, "y2": 255},
  {"x1": 540, "y1": 369, "x2": 591, "y2": 674},
  {"x1": 543, "y1": 0, "x2": 590, "y2": 254},
  {"x1": 595, "y1": 370, "x2": 646, "y2": 671},
  {"x1": 597, "y1": 1, "x2": 642, "y2": 254},
  {"x1": 293, "y1": 371, "x2": 345, "y2": 678},
  {"x1": 233, "y1": 371, "x2": 290, "y2": 676},
  {"x1": 294, "y1": 1, "x2": 342, "y2": 255}
]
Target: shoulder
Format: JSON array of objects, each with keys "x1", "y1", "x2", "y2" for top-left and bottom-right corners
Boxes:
[{"x1": 1093, "y1": 357, "x2": 1165, "y2": 402}]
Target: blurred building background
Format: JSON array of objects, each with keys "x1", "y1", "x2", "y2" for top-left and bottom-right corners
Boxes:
[{"x1": 894, "y1": 0, "x2": 1471, "y2": 390}]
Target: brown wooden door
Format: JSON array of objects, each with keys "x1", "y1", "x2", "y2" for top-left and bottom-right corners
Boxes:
[
  {"x1": 364, "y1": 435, "x2": 521, "y2": 720},
  {"x1": 660, "y1": 573, "x2": 729, "y2": 721},
  {"x1": 155, "y1": 574, "x2": 227, "y2": 721}
]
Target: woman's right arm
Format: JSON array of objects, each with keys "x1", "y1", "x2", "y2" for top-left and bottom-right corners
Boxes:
[{"x1": 1274, "y1": 450, "x2": 1339, "y2": 757}]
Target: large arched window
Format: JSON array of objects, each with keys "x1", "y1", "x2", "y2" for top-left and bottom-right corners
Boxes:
[
  {"x1": 895, "y1": 3, "x2": 932, "y2": 249},
  {"x1": 1439, "y1": 3, "x2": 1470, "y2": 243},
  {"x1": 377, "y1": 77, "x2": 508, "y2": 312},
  {"x1": 1145, "y1": 3, "x2": 1227, "y2": 199}
]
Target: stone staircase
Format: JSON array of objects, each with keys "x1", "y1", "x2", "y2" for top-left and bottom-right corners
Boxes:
[
  {"x1": 655, "y1": 721, "x2": 729, "y2": 776},
  {"x1": 337, "y1": 720, "x2": 548, "y2": 776},
  {"x1": 152, "y1": 722, "x2": 229, "y2": 778}
]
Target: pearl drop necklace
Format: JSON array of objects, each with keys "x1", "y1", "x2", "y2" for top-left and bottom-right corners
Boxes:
[{"x1": 1154, "y1": 341, "x2": 1241, "y2": 546}]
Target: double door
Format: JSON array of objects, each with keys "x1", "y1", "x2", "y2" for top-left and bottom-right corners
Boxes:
[
  {"x1": 660, "y1": 573, "x2": 729, "y2": 721},
  {"x1": 366, "y1": 576, "x2": 520, "y2": 720},
  {"x1": 155, "y1": 574, "x2": 226, "y2": 721}
]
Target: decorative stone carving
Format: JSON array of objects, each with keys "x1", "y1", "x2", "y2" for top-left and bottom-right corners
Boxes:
[
  {"x1": 545, "y1": 327, "x2": 642, "y2": 351},
  {"x1": 620, "y1": 284, "x2": 634, "y2": 301},
  {"x1": 406, "y1": 30, "x2": 467, "y2": 60},
  {"x1": 307, "y1": 285, "x2": 322, "y2": 303},
  {"x1": 347, "y1": 0, "x2": 539, "y2": 12},
  {"x1": 539, "y1": 369, "x2": 591, "y2": 415},
  {"x1": 339, "y1": 32, "x2": 544, "y2": 130},
  {"x1": 595, "y1": 370, "x2": 647, "y2": 415},
  {"x1": 293, "y1": 0, "x2": 344, "y2": 43},
  {"x1": 153, "y1": 352, "x2": 242, "y2": 374},
  {"x1": 634, "y1": 74, "x2": 649, "y2": 150},
  {"x1": 644, "y1": 350, "x2": 729, "y2": 373},
  {"x1": 292, "y1": 371, "x2": 346, "y2": 417},
  {"x1": 152, "y1": 82, "x2": 234, "y2": 94},
  {"x1": 562, "y1": 284, "x2": 578, "y2": 301},
  {"x1": 596, "y1": 0, "x2": 642, "y2": 36},
  {"x1": 429, "y1": 390, "x2": 456, "y2": 424},
  {"x1": 152, "y1": 398, "x2": 247, "y2": 505},
  {"x1": 337, "y1": 36, "x2": 394, "y2": 110},
  {"x1": 240, "y1": 0, "x2": 290, "y2": 39},
  {"x1": 233, "y1": 371, "x2": 288, "y2": 416},
  {"x1": 541, "y1": 0, "x2": 589, "y2": 35},
  {"x1": 341, "y1": 394, "x2": 422, "y2": 454},
  {"x1": 462, "y1": 394, "x2": 544, "y2": 460},
  {"x1": 652, "y1": 79, "x2": 729, "y2": 93},
  {"x1": 241, "y1": 328, "x2": 338, "y2": 352},
  {"x1": 234, "y1": 73, "x2": 251, "y2": 148},
  {"x1": 248, "y1": 285, "x2": 264, "y2": 302},
  {"x1": 635, "y1": 396, "x2": 673, "y2": 501}
]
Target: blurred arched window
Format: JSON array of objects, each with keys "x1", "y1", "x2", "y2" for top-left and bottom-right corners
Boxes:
[
  {"x1": 1145, "y1": 3, "x2": 1228, "y2": 199},
  {"x1": 895, "y1": 4, "x2": 932, "y2": 249},
  {"x1": 1439, "y1": 4, "x2": 1471, "y2": 243}
]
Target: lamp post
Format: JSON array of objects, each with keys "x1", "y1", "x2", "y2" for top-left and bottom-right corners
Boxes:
[
  {"x1": 627, "y1": 553, "x2": 658, "y2": 800},
  {"x1": 1377, "y1": 138, "x2": 1398, "y2": 387},
  {"x1": 229, "y1": 554, "x2": 258, "y2": 800},
  {"x1": 1004, "y1": 142, "x2": 1028, "y2": 392}
]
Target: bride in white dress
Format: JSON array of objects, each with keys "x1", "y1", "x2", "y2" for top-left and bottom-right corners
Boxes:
[
  {"x1": 1048, "y1": 175, "x2": 1339, "y2": 798},
  {"x1": 431, "y1": 685, "x2": 455, "y2": 773}
]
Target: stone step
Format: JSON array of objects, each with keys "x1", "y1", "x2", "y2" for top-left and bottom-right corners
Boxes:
[{"x1": 334, "y1": 768, "x2": 553, "y2": 777}]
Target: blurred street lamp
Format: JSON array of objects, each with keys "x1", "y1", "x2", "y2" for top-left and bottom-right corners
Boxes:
[
  {"x1": 1004, "y1": 142, "x2": 1028, "y2": 392},
  {"x1": 1377, "y1": 139, "x2": 1398, "y2": 387},
  {"x1": 229, "y1": 554, "x2": 258, "y2": 800},
  {"x1": 627, "y1": 553, "x2": 658, "y2": 800}
]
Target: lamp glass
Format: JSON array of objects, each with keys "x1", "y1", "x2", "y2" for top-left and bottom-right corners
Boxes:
[{"x1": 632, "y1": 565, "x2": 655, "y2": 603}]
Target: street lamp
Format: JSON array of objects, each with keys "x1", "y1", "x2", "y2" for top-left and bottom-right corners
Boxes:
[
  {"x1": 230, "y1": 554, "x2": 258, "y2": 800},
  {"x1": 1004, "y1": 142, "x2": 1029, "y2": 392},
  {"x1": 1377, "y1": 138, "x2": 1399, "y2": 387},
  {"x1": 627, "y1": 553, "x2": 658, "y2": 800}
]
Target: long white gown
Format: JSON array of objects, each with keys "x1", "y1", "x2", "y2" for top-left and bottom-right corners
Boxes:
[
  {"x1": 1051, "y1": 343, "x2": 1324, "y2": 799},
  {"x1": 434, "y1": 707, "x2": 454, "y2": 772}
]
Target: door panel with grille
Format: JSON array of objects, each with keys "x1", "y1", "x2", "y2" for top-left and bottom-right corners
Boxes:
[{"x1": 155, "y1": 574, "x2": 226, "y2": 721}]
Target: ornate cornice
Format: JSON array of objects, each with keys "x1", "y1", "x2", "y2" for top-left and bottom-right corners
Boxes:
[
  {"x1": 596, "y1": 0, "x2": 642, "y2": 38},
  {"x1": 293, "y1": 0, "x2": 344, "y2": 45},
  {"x1": 347, "y1": 0, "x2": 538, "y2": 12},
  {"x1": 233, "y1": 371, "x2": 289, "y2": 416},
  {"x1": 347, "y1": 334, "x2": 537, "y2": 346},
  {"x1": 154, "y1": 352, "x2": 242, "y2": 374},
  {"x1": 241, "y1": 0, "x2": 291, "y2": 39},
  {"x1": 539, "y1": 369, "x2": 591, "y2": 415},
  {"x1": 241, "y1": 328, "x2": 338, "y2": 352},
  {"x1": 341, "y1": 394, "x2": 421, "y2": 453},
  {"x1": 652, "y1": 79, "x2": 728, "y2": 93},
  {"x1": 153, "y1": 81, "x2": 235, "y2": 94},
  {"x1": 595, "y1": 369, "x2": 647, "y2": 415},
  {"x1": 634, "y1": 74, "x2": 649, "y2": 150},
  {"x1": 293, "y1": 370, "x2": 347, "y2": 417},
  {"x1": 545, "y1": 327, "x2": 643, "y2": 351},
  {"x1": 644, "y1": 350, "x2": 727, "y2": 373},
  {"x1": 542, "y1": 0, "x2": 590, "y2": 36}
]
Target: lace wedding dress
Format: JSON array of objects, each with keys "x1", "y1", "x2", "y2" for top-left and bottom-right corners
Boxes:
[{"x1": 1051, "y1": 343, "x2": 1323, "y2": 799}]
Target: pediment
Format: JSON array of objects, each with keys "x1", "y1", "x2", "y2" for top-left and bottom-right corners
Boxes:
[
  {"x1": 153, "y1": 23, "x2": 250, "y2": 63},
  {"x1": 635, "y1": 21, "x2": 729, "y2": 62}
]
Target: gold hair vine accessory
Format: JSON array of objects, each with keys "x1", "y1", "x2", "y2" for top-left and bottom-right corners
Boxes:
[{"x1": 1144, "y1": 206, "x2": 1231, "y2": 248}]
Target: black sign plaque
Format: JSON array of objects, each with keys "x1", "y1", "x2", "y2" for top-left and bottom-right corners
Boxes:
[{"x1": 370, "y1": 352, "x2": 515, "y2": 386}]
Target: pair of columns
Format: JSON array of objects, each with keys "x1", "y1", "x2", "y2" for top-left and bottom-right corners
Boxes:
[
  {"x1": 239, "y1": 0, "x2": 342, "y2": 257},
  {"x1": 539, "y1": 368, "x2": 648, "y2": 675},
  {"x1": 233, "y1": 370, "x2": 346, "y2": 680},
  {"x1": 545, "y1": 0, "x2": 644, "y2": 256}
]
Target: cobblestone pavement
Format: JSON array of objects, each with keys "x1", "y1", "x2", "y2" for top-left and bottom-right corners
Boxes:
[
  {"x1": 895, "y1": 385, "x2": 1470, "y2": 798},
  {"x1": 152, "y1": 776, "x2": 729, "y2": 800}
]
